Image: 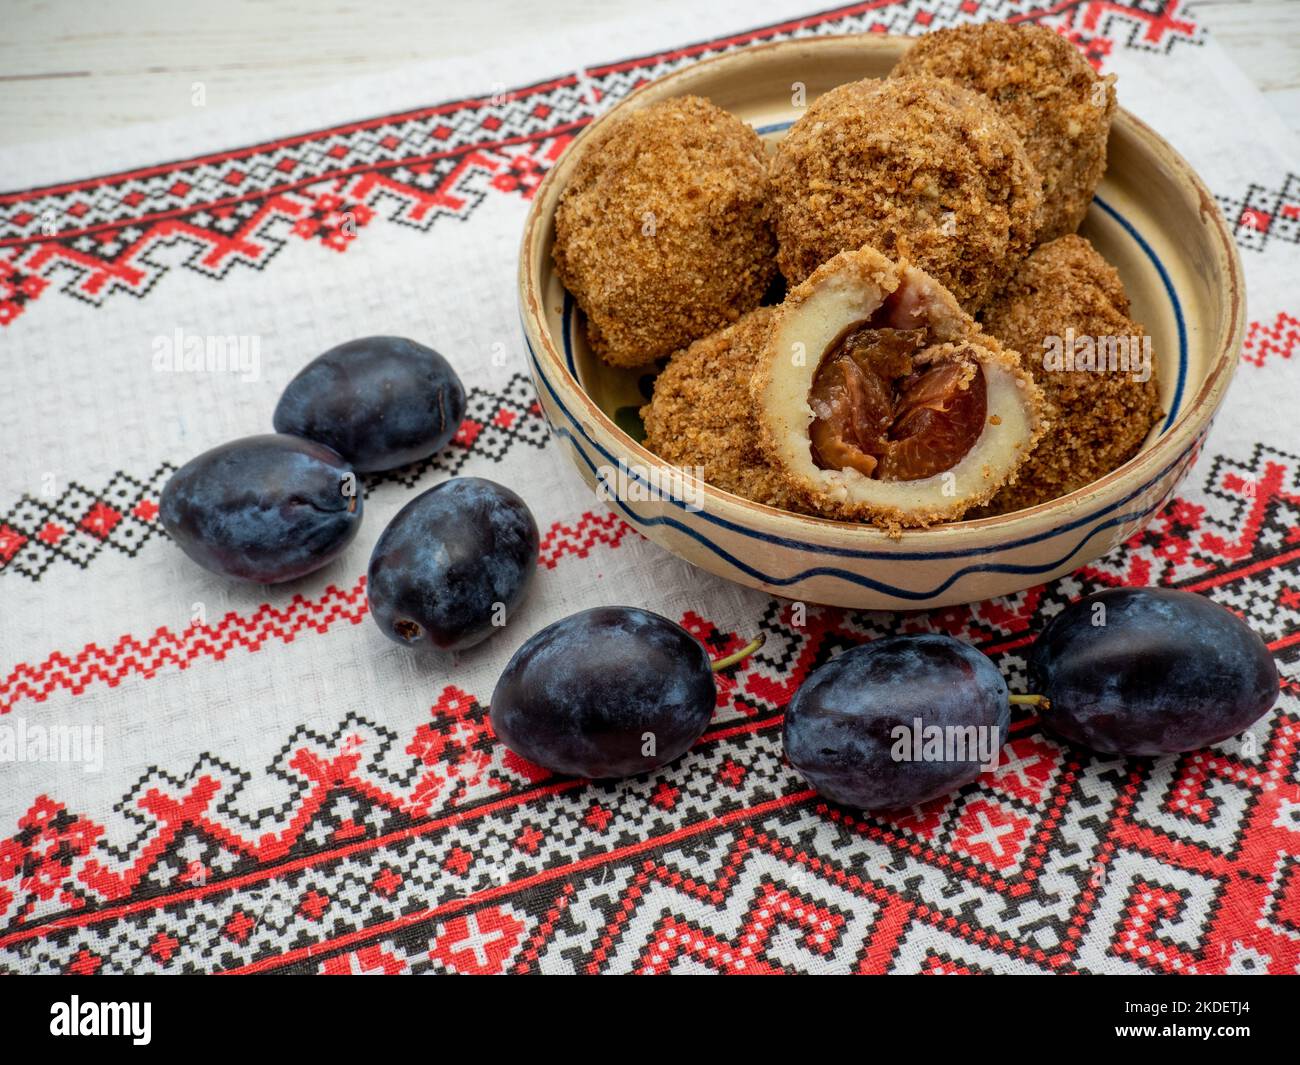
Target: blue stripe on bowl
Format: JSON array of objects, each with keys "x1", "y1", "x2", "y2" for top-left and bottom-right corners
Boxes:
[
  {"x1": 535, "y1": 403, "x2": 1190, "y2": 597},
  {"x1": 1091, "y1": 196, "x2": 1187, "y2": 432},
  {"x1": 529, "y1": 328, "x2": 1199, "y2": 558},
  {"x1": 524, "y1": 332, "x2": 1201, "y2": 591}
]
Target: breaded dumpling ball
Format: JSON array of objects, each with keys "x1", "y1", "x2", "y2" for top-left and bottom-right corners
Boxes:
[
  {"x1": 981, "y1": 235, "x2": 1162, "y2": 513},
  {"x1": 892, "y1": 23, "x2": 1116, "y2": 242},
  {"x1": 769, "y1": 75, "x2": 1041, "y2": 311},
  {"x1": 552, "y1": 95, "x2": 776, "y2": 368},
  {"x1": 641, "y1": 307, "x2": 804, "y2": 511}
]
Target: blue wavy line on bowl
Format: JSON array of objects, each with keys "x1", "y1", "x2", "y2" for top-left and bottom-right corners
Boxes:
[
  {"x1": 525, "y1": 331, "x2": 1200, "y2": 581},
  {"x1": 528, "y1": 366, "x2": 1188, "y2": 597},
  {"x1": 531, "y1": 325, "x2": 1198, "y2": 559}
]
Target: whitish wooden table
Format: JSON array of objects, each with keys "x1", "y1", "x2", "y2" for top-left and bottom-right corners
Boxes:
[{"x1": 1, "y1": 0, "x2": 1297, "y2": 150}]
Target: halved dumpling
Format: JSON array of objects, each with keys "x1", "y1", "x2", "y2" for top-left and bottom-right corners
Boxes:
[{"x1": 752, "y1": 246, "x2": 1045, "y2": 528}]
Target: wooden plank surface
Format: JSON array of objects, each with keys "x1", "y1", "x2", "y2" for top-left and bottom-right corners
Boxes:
[{"x1": 1, "y1": 0, "x2": 1297, "y2": 152}]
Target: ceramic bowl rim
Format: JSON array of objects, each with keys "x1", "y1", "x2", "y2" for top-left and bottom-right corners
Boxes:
[{"x1": 518, "y1": 33, "x2": 1245, "y2": 550}]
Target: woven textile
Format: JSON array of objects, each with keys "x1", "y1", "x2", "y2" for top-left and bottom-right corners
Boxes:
[{"x1": 2, "y1": 0, "x2": 1299, "y2": 974}]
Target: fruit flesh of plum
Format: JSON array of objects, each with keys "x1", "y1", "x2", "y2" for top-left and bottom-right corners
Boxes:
[{"x1": 808, "y1": 321, "x2": 987, "y2": 482}]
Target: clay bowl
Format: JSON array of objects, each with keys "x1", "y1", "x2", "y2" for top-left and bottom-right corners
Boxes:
[{"x1": 518, "y1": 34, "x2": 1243, "y2": 609}]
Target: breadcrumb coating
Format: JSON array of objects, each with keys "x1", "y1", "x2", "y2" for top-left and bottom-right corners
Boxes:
[
  {"x1": 892, "y1": 23, "x2": 1116, "y2": 241},
  {"x1": 641, "y1": 307, "x2": 807, "y2": 511},
  {"x1": 979, "y1": 234, "x2": 1162, "y2": 514},
  {"x1": 751, "y1": 246, "x2": 1046, "y2": 531},
  {"x1": 553, "y1": 95, "x2": 776, "y2": 368},
  {"x1": 768, "y1": 75, "x2": 1042, "y2": 311}
]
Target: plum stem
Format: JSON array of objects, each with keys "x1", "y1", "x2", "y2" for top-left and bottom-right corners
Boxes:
[
  {"x1": 1009, "y1": 693, "x2": 1051, "y2": 710},
  {"x1": 711, "y1": 634, "x2": 765, "y2": 673}
]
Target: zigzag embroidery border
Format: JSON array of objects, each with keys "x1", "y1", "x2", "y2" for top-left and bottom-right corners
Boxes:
[
  {"x1": 0, "y1": 373, "x2": 547, "y2": 582},
  {"x1": 0, "y1": 0, "x2": 1207, "y2": 325},
  {"x1": 5, "y1": 438, "x2": 1300, "y2": 715},
  {"x1": 0, "y1": 508, "x2": 632, "y2": 714}
]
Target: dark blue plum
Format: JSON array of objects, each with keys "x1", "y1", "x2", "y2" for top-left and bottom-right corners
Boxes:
[
  {"x1": 1030, "y1": 587, "x2": 1279, "y2": 755},
  {"x1": 490, "y1": 607, "x2": 716, "y2": 778},
  {"x1": 367, "y1": 477, "x2": 538, "y2": 652},
  {"x1": 161, "y1": 434, "x2": 362, "y2": 583},
  {"x1": 273, "y1": 336, "x2": 466, "y2": 473},
  {"x1": 783, "y1": 634, "x2": 1009, "y2": 810}
]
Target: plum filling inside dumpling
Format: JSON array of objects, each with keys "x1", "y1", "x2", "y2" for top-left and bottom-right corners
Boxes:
[{"x1": 808, "y1": 321, "x2": 987, "y2": 482}]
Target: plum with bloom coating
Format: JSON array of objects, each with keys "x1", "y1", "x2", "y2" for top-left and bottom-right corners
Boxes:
[
  {"x1": 782, "y1": 634, "x2": 1009, "y2": 810},
  {"x1": 161, "y1": 434, "x2": 362, "y2": 583},
  {"x1": 490, "y1": 607, "x2": 716, "y2": 778},
  {"x1": 1030, "y1": 588, "x2": 1279, "y2": 755},
  {"x1": 367, "y1": 478, "x2": 538, "y2": 652},
  {"x1": 273, "y1": 336, "x2": 465, "y2": 473}
]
